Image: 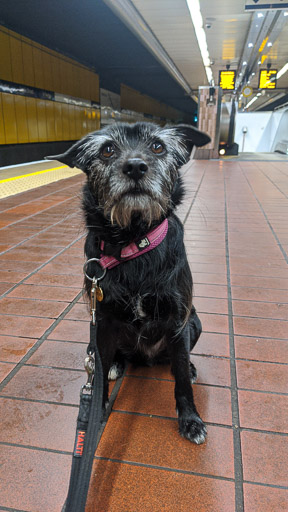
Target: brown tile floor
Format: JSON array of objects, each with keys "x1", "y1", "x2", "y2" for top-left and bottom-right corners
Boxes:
[{"x1": 0, "y1": 158, "x2": 287, "y2": 511}]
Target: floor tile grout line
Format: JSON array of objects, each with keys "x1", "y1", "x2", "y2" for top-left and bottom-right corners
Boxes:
[
  {"x1": 94, "y1": 456, "x2": 236, "y2": 482},
  {"x1": 0, "y1": 507, "x2": 29, "y2": 512},
  {"x1": 0, "y1": 289, "x2": 84, "y2": 392},
  {"x1": 183, "y1": 167, "x2": 206, "y2": 226},
  {"x1": 2, "y1": 354, "x2": 288, "y2": 370},
  {"x1": 0, "y1": 209, "x2": 81, "y2": 256},
  {"x1": 258, "y1": 167, "x2": 288, "y2": 200},
  {"x1": 0, "y1": 194, "x2": 76, "y2": 236},
  {"x1": 0, "y1": 232, "x2": 86, "y2": 301},
  {"x1": 239, "y1": 163, "x2": 288, "y2": 263},
  {"x1": 0, "y1": 440, "x2": 236, "y2": 483},
  {"x1": 0, "y1": 395, "x2": 80, "y2": 407},
  {"x1": 223, "y1": 171, "x2": 245, "y2": 512},
  {"x1": 0, "y1": 394, "x2": 287, "y2": 436},
  {"x1": 0, "y1": 174, "x2": 83, "y2": 216},
  {"x1": 0, "y1": 440, "x2": 71, "y2": 455},
  {"x1": 242, "y1": 480, "x2": 288, "y2": 490},
  {"x1": 7, "y1": 352, "x2": 286, "y2": 366}
]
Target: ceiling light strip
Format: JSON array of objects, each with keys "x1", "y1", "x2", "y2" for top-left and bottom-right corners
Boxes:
[
  {"x1": 186, "y1": 0, "x2": 214, "y2": 85},
  {"x1": 277, "y1": 63, "x2": 288, "y2": 79},
  {"x1": 244, "y1": 96, "x2": 258, "y2": 109},
  {"x1": 103, "y1": 0, "x2": 193, "y2": 96}
]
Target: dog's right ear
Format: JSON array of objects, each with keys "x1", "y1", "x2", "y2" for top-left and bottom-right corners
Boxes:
[{"x1": 44, "y1": 138, "x2": 88, "y2": 171}]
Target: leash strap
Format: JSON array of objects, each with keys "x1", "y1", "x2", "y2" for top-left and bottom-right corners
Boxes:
[{"x1": 63, "y1": 321, "x2": 103, "y2": 512}]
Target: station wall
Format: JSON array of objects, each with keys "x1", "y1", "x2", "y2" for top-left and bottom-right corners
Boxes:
[
  {"x1": 0, "y1": 25, "x2": 187, "y2": 165},
  {"x1": 0, "y1": 26, "x2": 100, "y2": 152}
]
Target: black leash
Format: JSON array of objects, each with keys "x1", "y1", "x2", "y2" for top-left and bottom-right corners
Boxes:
[{"x1": 63, "y1": 263, "x2": 106, "y2": 512}]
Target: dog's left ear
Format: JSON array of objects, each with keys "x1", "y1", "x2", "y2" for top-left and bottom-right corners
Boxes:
[{"x1": 175, "y1": 124, "x2": 211, "y2": 154}]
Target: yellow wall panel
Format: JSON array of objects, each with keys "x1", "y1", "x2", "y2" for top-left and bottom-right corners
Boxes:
[
  {"x1": 60, "y1": 61, "x2": 68, "y2": 96},
  {"x1": 0, "y1": 94, "x2": 6, "y2": 144},
  {"x1": 75, "y1": 106, "x2": 83, "y2": 139},
  {"x1": 0, "y1": 27, "x2": 101, "y2": 147},
  {"x1": 86, "y1": 108, "x2": 92, "y2": 134},
  {"x1": 82, "y1": 108, "x2": 88, "y2": 137},
  {"x1": 42, "y1": 51, "x2": 53, "y2": 92},
  {"x1": 14, "y1": 95, "x2": 29, "y2": 143},
  {"x1": 2, "y1": 93, "x2": 18, "y2": 143},
  {"x1": 33, "y1": 47, "x2": 45, "y2": 90},
  {"x1": 0, "y1": 30, "x2": 13, "y2": 81},
  {"x1": 73, "y1": 65, "x2": 82, "y2": 98},
  {"x1": 65, "y1": 62, "x2": 74, "y2": 97},
  {"x1": 45, "y1": 100, "x2": 56, "y2": 141},
  {"x1": 54, "y1": 102, "x2": 63, "y2": 141},
  {"x1": 26, "y1": 96, "x2": 39, "y2": 142},
  {"x1": 9, "y1": 35, "x2": 24, "y2": 85},
  {"x1": 68, "y1": 104, "x2": 76, "y2": 140},
  {"x1": 21, "y1": 40, "x2": 35, "y2": 87},
  {"x1": 69, "y1": 65, "x2": 77, "y2": 98},
  {"x1": 61, "y1": 103, "x2": 70, "y2": 140},
  {"x1": 36, "y1": 99, "x2": 47, "y2": 142},
  {"x1": 52, "y1": 56, "x2": 62, "y2": 94}
]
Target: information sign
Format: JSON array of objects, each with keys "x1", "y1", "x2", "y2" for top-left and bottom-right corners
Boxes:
[
  {"x1": 259, "y1": 69, "x2": 277, "y2": 89},
  {"x1": 219, "y1": 70, "x2": 236, "y2": 90}
]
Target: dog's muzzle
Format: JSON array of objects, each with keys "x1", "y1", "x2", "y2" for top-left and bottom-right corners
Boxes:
[{"x1": 122, "y1": 158, "x2": 148, "y2": 181}]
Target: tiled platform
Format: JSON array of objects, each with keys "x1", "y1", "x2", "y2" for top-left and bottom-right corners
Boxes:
[{"x1": 0, "y1": 158, "x2": 287, "y2": 511}]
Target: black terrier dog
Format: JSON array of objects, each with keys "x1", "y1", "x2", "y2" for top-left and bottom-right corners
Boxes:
[{"x1": 48, "y1": 122, "x2": 210, "y2": 444}]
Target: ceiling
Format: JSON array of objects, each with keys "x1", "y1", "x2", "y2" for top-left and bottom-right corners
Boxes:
[
  {"x1": 0, "y1": 0, "x2": 287, "y2": 113},
  {"x1": 131, "y1": 0, "x2": 288, "y2": 111}
]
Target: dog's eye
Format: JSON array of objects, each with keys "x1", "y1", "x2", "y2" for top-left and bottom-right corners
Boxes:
[
  {"x1": 101, "y1": 145, "x2": 115, "y2": 158},
  {"x1": 151, "y1": 142, "x2": 164, "y2": 154}
]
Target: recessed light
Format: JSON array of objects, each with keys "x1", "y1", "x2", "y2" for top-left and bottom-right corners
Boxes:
[
  {"x1": 243, "y1": 61, "x2": 247, "y2": 66},
  {"x1": 248, "y1": 43, "x2": 253, "y2": 48},
  {"x1": 257, "y1": 13, "x2": 264, "y2": 18},
  {"x1": 267, "y1": 42, "x2": 272, "y2": 47},
  {"x1": 258, "y1": 61, "x2": 261, "y2": 65}
]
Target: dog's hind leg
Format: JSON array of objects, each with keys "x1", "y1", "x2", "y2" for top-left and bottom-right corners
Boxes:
[
  {"x1": 188, "y1": 307, "x2": 202, "y2": 384},
  {"x1": 168, "y1": 324, "x2": 207, "y2": 444}
]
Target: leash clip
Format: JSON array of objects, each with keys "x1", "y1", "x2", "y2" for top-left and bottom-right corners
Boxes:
[
  {"x1": 82, "y1": 354, "x2": 95, "y2": 394},
  {"x1": 90, "y1": 277, "x2": 97, "y2": 325}
]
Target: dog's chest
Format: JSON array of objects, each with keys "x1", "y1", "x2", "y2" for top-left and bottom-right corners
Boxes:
[{"x1": 135, "y1": 295, "x2": 147, "y2": 319}]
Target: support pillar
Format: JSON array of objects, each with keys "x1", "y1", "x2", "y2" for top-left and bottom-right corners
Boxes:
[{"x1": 195, "y1": 86, "x2": 222, "y2": 159}]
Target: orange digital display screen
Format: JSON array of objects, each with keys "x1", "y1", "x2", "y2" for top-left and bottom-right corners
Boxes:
[
  {"x1": 259, "y1": 69, "x2": 277, "y2": 89},
  {"x1": 219, "y1": 70, "x2": 236, "y2": 90}
]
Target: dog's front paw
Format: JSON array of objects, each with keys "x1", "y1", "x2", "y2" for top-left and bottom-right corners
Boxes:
[
  {"x1": 179, "y1": 415, "x2": 207, "y2": 444},
  {"x1": 108, "y1": 362, "x2": 124, "y2": 381}
]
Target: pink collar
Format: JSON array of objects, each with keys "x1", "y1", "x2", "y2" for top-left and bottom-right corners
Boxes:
[{"x1": 98, "y1": 218, "x2": 168, "y2": 270}]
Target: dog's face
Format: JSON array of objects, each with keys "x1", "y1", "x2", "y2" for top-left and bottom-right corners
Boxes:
[{"x1": 47, "y1": 122, "x2": 210, "y2": 228}]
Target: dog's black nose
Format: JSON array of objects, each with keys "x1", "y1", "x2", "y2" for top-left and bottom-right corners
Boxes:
[{"x1": 123, "y1": 158, "x2": 148, "y2": 181}]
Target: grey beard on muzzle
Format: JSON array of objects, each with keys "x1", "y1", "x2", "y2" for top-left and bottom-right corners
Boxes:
[{"x1": 104, "y1": 194, "x2": 169, "y2": 228}]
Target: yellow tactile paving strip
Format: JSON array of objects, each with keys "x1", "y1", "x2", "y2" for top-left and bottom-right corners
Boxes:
[{"x1": 0, "y1": 164, "x2": 82, "y2": 199}]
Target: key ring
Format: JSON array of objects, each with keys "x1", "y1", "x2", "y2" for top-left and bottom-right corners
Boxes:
[{"x1": 83, "y1": 258, "x2": 106, "y2": 282}]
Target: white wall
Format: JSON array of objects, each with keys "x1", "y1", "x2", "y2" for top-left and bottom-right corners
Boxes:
[
  {"x1": 235, "y1": 109, "x2": 288, "y2": 152},
  {"x1": 271, "y1": 110, "x2": 288, "y2": 151},
  {"x1": 235, "y1": 112, "x2": 272, "y2": 152}
]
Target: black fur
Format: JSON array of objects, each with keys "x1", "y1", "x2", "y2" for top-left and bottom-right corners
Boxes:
[{"x1": 47, "y1": 122, "x2": 210, "y2": 444}]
